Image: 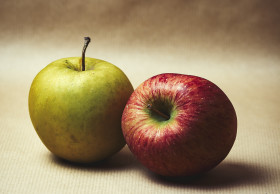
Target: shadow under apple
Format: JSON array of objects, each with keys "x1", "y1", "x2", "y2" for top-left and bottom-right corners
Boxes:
[
  {"x1": 46, "y1": 147, "x2": 274, "y2": 189},
  {"x1": 144, "y1": 161, "x2": 271, "y2": 189},
  {"x1": 47, "y1": 145, "x2": 142, "y2": 171}
]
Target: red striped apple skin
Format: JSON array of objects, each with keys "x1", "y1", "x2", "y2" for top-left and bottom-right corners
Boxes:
[{"x1": 121, "y1": 73, "x2": 237, "y2": 177}]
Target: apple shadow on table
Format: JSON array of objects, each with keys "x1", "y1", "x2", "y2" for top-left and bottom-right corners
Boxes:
[
  {"x1": 48, "y1": 145, "x2": 142, "y2": 171},
  {"x1": 144, "y1": 161, "x2": 271, "y2": 189},
  {"x1": 48, "y1": 147, "x2": 273, "y2": 189}
]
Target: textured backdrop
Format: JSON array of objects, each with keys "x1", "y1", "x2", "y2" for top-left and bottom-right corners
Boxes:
[{"x1": 0, "y1": 0, "x2": 280, "y2": 193}]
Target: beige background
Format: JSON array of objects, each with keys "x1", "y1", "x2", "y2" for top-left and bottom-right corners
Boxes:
[{"x1": 1, "y1": 0, "x2": 280, "y2": 193}]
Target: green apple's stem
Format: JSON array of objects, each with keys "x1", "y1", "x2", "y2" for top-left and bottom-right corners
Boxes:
[
  {"x1": 81, "y1": 37, "x2": 91, "y2": 71},
  {"x1": 147, "y1": 104, "x2": 170, "y2": 120}
]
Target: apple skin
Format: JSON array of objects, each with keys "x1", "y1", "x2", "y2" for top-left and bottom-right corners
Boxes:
[
  {"x1": 29, "y1": 57, "x2": 133, "y2": 163},
  {"x1": 122, "y1": 73, "x2": 237, "y2": 177}
]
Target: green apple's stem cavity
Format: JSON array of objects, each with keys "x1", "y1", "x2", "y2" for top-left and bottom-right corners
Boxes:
[
  {"x1": 147, "y1": 104, "x2": 170, "y2": 120},
  {"x1": 81, "y1": 37, "x2": 91, "y2": 71}
]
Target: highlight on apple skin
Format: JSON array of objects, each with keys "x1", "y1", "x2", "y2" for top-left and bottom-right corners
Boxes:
[{"x1": 121, "y1": 73, "x2": 237, "y2": 177}]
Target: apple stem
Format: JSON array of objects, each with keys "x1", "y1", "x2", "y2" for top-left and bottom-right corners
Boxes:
[
  {"x1": 81, "y1": 37, "x2": 91, "y2": 71},
  {"x1": 147, "y1": 104, "x2": 170, "y2": 120}
]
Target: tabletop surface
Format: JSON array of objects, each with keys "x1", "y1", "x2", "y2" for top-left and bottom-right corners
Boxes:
[{"x1": 1, "y1": 0, "x2": 280, "y2": 193}]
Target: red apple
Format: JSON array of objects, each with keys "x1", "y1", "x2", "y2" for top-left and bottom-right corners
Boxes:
[{"x1": 121, "y1": 73, "x2": 237, "y2": 177}]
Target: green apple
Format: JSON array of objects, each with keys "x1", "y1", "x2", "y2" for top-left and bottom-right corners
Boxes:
[{"x1": 29, "y1": 37, "x2": 134, "y2": 163}]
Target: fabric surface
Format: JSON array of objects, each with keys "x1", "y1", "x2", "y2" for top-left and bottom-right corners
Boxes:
[{"x1": 1, "y1": 0, "x2": 280, "y2": 193}]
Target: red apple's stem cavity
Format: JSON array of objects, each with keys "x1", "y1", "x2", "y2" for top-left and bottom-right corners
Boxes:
[
  {"x1": 81, "y1": 37, "x2": 91, "y2": 71},
  {"x1": 147, "y1": 104, "x2": 170, "y2": 120}
]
